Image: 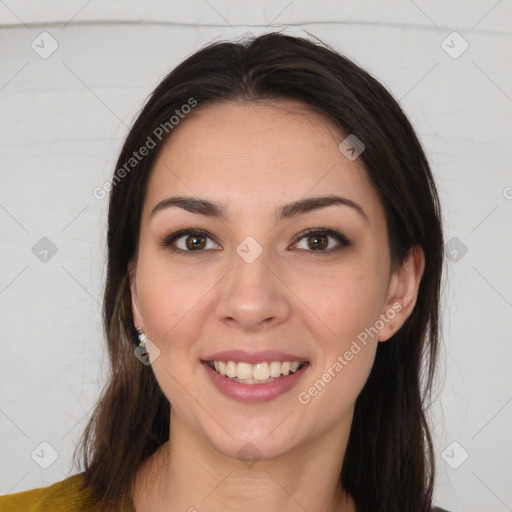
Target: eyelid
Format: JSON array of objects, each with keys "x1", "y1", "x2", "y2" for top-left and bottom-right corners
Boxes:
[
  {"x1": 290, "y1": 227, "x2": 351, "y2": 251},
  {"x1": 159, "y1": 227, "x2": 351, "y2": 255},
  {"x1": 159, "y1": 228, "x2": 220, "y2": 251}
]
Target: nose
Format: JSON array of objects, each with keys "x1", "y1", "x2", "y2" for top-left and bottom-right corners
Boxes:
[{"x1": 215, "y1": 246, "x2": 292, "y2": 333}]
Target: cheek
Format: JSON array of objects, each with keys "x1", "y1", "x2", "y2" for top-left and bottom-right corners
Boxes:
[
  {"x1": 300, "y1": 263, "x2": 388, "y2": 346},
  {"x1": 295, "y1": 267, "x2": 383, "y2": 418},
  {"x1": 135, "y1": 266, "x2": 212, "y2": 411},
  {"x1": 291, "y1": 261, "x2": 387, "y2": 408},
  {"x1": 135, "y1": 258, "x2": 211, "y2": 360}
]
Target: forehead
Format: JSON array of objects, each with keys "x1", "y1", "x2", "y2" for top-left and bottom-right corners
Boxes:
[{"x1": 143, "y1": 100, "x2": 385, "y2": 226}]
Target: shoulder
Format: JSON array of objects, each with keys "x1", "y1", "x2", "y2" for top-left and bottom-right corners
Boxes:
[
  {"x1": 0, "y1": 473, "x2": 92, "y2": 512},
  {"x1": 432, "y1": 507, "x2": 452, "y2": 512}
]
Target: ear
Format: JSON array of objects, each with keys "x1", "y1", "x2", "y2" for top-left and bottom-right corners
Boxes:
[
  {"x1": 128, "y1": 260, "x2": 144, "y2": 328},
  {"x1": 378, "y1": 245, "x2": 425, "y2": 342}
]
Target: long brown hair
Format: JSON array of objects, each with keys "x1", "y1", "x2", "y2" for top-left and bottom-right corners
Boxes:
[{"x1": 73, "y1": 31, "x2": 444, "y2": 512}]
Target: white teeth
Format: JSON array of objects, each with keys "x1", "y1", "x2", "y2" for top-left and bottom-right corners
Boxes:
[
  {"x1": 209, "y1": 360, "x2": 305, "y2": 381},
  {"x1": 270, "y1": 361, "x2": 282, "y2": 378},
  {"x1": 253, "y1": 362, "x2": 270, "y2": 380},
  {"x1": 237, "y1": 362, "x2": 253, "y2": 380},
  {"x1": 226, "y1": 361, "x2": 237, "y2": 378}
]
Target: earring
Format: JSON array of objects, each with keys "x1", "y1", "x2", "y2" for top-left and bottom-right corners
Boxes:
[
  {"x1": 136, "y1": 326, "x2": 147, "y2": 348},
  {"x1": 389, "y1": 323, "x2": 395, "y2": 331}
]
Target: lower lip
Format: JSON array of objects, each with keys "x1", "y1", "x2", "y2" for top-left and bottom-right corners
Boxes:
[{"x1": 202, "y1": 362, "x2": 309, "y2": 403}]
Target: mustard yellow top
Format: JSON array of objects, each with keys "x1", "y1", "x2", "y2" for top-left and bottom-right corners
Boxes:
[
  {"x1": 0, "y1": 473, "x2": 452, "y2": 511},
  {"x1": 0, "y1": 473, "x2": 132, "y2": 511}
]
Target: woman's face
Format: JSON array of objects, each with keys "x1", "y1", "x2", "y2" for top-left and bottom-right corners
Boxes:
[{"x1": 129, "y1": 100, "x2": 411, "y2": 461}]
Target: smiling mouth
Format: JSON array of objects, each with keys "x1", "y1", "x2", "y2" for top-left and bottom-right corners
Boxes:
[{"x1": 205, "y1": 360, "x2": 308, "y2": 384}]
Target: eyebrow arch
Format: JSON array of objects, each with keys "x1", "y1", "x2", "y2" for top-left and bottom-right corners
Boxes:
[{"x1": 150, "y1": 194, "x2": 368, "y2": 223}]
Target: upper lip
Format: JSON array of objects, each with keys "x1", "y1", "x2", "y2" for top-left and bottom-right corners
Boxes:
[{"x1": 201, "y1": 350, "x2": 309, "y2": 364}]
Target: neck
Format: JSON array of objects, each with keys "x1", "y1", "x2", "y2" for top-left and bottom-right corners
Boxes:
[{"x1": 132, "y1": 412, "x2": 356, "y2": 512}]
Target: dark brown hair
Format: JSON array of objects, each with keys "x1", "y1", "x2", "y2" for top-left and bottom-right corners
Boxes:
[{"x1": 73, "y1": 30, "x2": 444, "y2": 512}]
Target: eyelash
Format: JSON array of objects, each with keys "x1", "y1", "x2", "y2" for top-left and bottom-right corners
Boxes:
[{"x1": 158, "y1": 227, "x2": 351, "y2": 256}]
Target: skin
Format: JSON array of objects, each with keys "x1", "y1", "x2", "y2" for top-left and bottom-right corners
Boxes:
[{"x1": 128, "y1": 100, "x2": 425, "y2": 512}]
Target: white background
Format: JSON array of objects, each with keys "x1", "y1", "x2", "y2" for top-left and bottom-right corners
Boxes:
[{"x1": 0, "y1": 1, "x2": 511, "y2": 511}]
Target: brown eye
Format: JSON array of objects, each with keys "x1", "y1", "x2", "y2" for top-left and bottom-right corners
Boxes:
[
  {"x1": 159, "y1": 229, "x2": 222, "y2": 254},
  {"x1": 160, "y1": 229, "x2": 221, "y2": 253},
  {"x1": 305, "y1": 233, "x2": 329, "y2": 251},
  {"x1": 184, "y1": 234, "x2": 207, "y2": 250},
  {"x1": 293, "y1": 228, "x2": 351, "y2": 254}
]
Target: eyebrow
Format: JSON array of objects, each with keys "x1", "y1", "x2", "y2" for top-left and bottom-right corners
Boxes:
[{"x1": 150, "y1": 194, "x2": 368, "y2": 223}]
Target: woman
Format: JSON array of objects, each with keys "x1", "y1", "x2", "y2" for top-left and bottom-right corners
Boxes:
[{"x1": 0, "y1": 31, "x2": 450, "y2": 512}]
